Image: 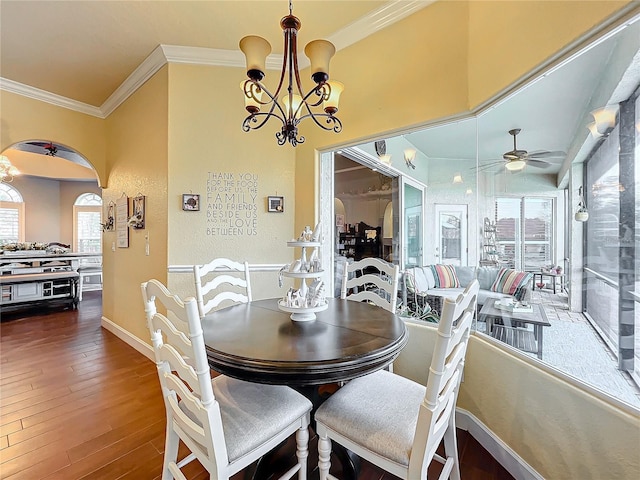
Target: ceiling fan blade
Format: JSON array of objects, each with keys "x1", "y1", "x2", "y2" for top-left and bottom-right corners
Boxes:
[
  {"x1": 527, "y1": 150, "x2": 565, "y2": 159},
  {"x1": 526, "y1": 159, "x2": 552, "y2": 168},
  {"x1": 472, "y1": 160, "x2": 504, "y2": 171}
]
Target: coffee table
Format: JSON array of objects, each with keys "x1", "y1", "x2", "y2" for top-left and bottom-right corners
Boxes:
[{"x1": 478, "y1": 301, "x2": 551, "y2": 359}]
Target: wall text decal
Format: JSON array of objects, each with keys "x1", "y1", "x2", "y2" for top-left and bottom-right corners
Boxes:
[{"x1": 206, "y1": 172, "x2": 258, "y2": 236}]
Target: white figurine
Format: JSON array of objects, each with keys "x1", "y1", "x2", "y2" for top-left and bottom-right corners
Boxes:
[{"x1": 312, "y1": 222, "x2": 322, "y2": 241}]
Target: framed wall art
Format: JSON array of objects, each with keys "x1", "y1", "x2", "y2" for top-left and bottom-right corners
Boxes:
[
  {"x1": 267, "y1": 196, "x2": 284, "y2": 213},
  {"x1": 182, "y1": 194, "x2": 200, "y2": 211}
]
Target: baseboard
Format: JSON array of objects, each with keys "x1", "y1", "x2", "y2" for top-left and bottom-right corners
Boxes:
[
  {"x1": 456, "y1": 408, "x2": 543, "y2": 480},
  {"x1": 101, "y1": 315, "x2": 154, "y2": 361}
]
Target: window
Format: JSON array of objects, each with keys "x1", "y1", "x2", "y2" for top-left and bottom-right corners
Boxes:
[
  {"x1": 73, "y1": 193, "x2": 102, "y2": 253},
  {"x1": 495, "y1": 197, "x2": 554, "y2": 270},
  {"x1": 0, "y1": 183, "x2": 25, "y2": 244}
]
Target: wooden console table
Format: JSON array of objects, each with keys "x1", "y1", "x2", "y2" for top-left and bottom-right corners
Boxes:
[
  {"x1": 0, "y1": 271, "x2": 79, "y2": 311},
  {"x1": 0, "y1": 252, "x2": 98, "y2": 312}
]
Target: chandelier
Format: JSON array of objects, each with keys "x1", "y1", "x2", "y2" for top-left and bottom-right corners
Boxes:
[
  {"x1": 239, "y1": 1, "x2": 344, "y2": 146},
  {"x1": 0, "y1": 155, "x2": 20, "y2": 183}
]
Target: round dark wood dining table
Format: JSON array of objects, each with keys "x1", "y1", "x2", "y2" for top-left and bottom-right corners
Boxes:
[
  {"x1": 201, "y1": 297, "x2": 408, "y2": 386},
  {"x1": 201, "y1": 297, "x2": 408, "y2": 480}
]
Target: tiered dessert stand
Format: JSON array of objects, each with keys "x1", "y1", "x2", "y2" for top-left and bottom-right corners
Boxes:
[{"x1": 278, "y1": 227, "x2": 327, "y2": 322}]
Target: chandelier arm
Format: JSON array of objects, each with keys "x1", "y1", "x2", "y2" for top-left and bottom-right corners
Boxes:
[
  {"x1": 242, "y1": 108, "x2": 286, "y2": 132},
  {"x1": 251, "y1": 80, "x2": 289, "y2": 120},
  {"x1": 297, "y1": 111, "x2": 342, "y2": 133}
]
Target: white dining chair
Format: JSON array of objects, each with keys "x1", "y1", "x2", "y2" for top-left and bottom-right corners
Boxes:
[
  {"x1": 77, "y1": 256, "x2": 102, "y2": 301},
  {"x1": 316, "y1": 280, "x2": 479, "y2": 480},
  {"x1": 141, "y1": 279, "x2": 312, "y2": 480},
  {"x1": 193, "y1": 257, "x2": 252, "y2": 318},
  {"x1": 341, "y1": 257, "x2": 399, "y2": 313}
]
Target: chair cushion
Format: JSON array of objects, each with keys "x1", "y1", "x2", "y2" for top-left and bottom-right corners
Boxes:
[
  {"x1": 430, "y1": 264, "x2": 460, "y2": 288},
  {"x1": 212, "y1": 376, "x2": 312, "y2": 461},
  {"x1": 490, "y1": 268, "x2": 533, "y2": 296},
  {"x1": 315, "y1": 370, "x2": 425, "y2": 467}
]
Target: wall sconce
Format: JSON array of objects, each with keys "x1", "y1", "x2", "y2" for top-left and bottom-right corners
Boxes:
[
  {"x1": 403, "y1": 148, "x2": 416, "y2": 169},
  {"x1": 378, "y1": 154, "x2": 392, "y2": 165},
  {"x1": 588, "y1": 104, "x2": 619, "y2": 137},
  {"x1": 575, "y1": 186, "x2": 589, "y2": 222},
  {"x1": 453, "y1": 173, "x2": 463, "y2": 184},
  {"x1": 102, "y1": 201, "x2": 115, "y2": 232},
  {"x1": 466, "y1": 188, "x2": 473, "y2": 195}
]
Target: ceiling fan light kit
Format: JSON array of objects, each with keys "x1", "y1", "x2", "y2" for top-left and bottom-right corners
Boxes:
[
  {"x1": 239, "y1": 0, "x2": 343, "y2": 146},
  {"x1": 505, "y1": 159, "x2": 526, "y2": 171}
]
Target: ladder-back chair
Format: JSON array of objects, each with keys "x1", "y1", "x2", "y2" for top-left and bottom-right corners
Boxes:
[
  {"x1": 341, "y1": 257, "x2": 399, "y2": 313},
  {"x1": 193, "y1": 257, "x2": 252, "y2": 318},
  {"x1": 141, "y1": 279, "x2": 312, "y2": 480},
  {"x1": 316, "y1": 280, "x2": 479, "y2": 480}
]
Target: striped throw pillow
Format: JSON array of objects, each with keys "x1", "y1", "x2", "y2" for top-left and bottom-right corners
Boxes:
[
  {"x1": 430, "y1": 264, "x2": 460, "y2": 288},
  {"x1": 490, "y1": 268, "x2": 533, "y2": 295}
]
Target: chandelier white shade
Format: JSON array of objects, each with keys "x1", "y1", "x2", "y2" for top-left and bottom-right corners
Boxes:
[{"x1": 239, "y1": 1, "x2": 343, "y2": 146}]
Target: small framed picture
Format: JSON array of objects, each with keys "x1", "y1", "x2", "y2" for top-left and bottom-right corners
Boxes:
[
  {"x1": 335, "y1": 214, "x2": 345, "y2": 227},
  {"x1": 182, "y1": 194, "x2": 200, "y2": 211},
  {"x1": 268, "y1": 196, "x2": 284, "y2": 213}
]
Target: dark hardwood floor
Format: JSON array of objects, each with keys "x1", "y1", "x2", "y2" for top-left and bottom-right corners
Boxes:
[{"x1": 0, "y1": 292, "x2": 514, "y2": 480}]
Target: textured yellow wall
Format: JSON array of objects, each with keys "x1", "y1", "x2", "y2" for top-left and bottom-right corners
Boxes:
[
  {"x1": 0, "y1": 91, "x2": 107, "y2": 185},
  {"x1": 460, "y1": 336, "x2": 640, "y2": 479},
  {"x1": 467, "y1": 0, "x2": 631, "y2": 107},
  {"x1": 101, "y1": 67, "x2": 169, "y2": 343},
  {"x1": 164, "y1": 64, "x2": 297, "y2": 301}
]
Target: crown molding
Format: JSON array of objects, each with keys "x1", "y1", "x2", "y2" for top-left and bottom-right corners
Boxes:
[
  {"x1": 0, "y1": 1, "x2": 433, "y2": 118},
  {"x1": 0, "y1": 77, "x2": 103, "y2": 118},
  {"x1": 100, "y1": 45, "x2": 168, "y2": 117},
  {"x1": 328, "y1": 0, "x2": 435, "y2": 50}
]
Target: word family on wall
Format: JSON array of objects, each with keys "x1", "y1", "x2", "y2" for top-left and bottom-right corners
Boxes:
[{"x1": 206, "y1": 172, "x2": 258, "y2": 236}]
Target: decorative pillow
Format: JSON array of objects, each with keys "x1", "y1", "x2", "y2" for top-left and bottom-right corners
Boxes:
[
  {"x1": 430, "y1": 264, "x2": 460, "y2": 288},
  {"x1": 490, "y1": 268, "x2": 533, "y2": 295}
]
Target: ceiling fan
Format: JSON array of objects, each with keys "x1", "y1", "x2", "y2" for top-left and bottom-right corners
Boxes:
[{"x1": 477, "y1": 128, "x2": 565, "y2": 172}]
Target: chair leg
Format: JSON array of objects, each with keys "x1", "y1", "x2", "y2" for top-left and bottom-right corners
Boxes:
[
  {"x1": 162, "y1": 425, "x2": 180, "y2": 480},
  {"x1": 78, "y1": 274, "x2": 84, "y2": 302},
  {"x1": 443, "y1": 422, "x2": 461, "y2": 480},
  {"x1": 318, "y1": 434, "x2": 332, "y2": 480},
  {"x1": 296, "y1": 424, "x2": 309, "y2": 480}
]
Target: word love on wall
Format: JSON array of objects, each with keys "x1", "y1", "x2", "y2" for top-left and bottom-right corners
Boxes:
[{"x1": 206, "y1": 172, "x2": 258, "y2": 236}]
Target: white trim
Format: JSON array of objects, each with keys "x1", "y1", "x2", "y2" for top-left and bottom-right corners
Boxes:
[
  {"x1": 100, "y1": 45, "x2": 168, "y2": 117},
  {"x1": 456, "y1": 408, "x2": 543, "y2": 480},
  {"x1": 168, "y1": 263, "x2": 285, "y2": 274},
  {"x1": 328, "y1": 1, "x2": 434, "y2": 51},
  {"x1": 101, "y1": 315, "x2": 154, "y2": 361},
  {"x1": 0, "y1": 77, "x2": 103, "y2": 118}
]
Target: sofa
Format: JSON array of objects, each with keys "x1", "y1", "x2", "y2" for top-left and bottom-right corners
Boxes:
[{"x1": 403, "y1": 264, "x2": 533, "y2": 316}]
